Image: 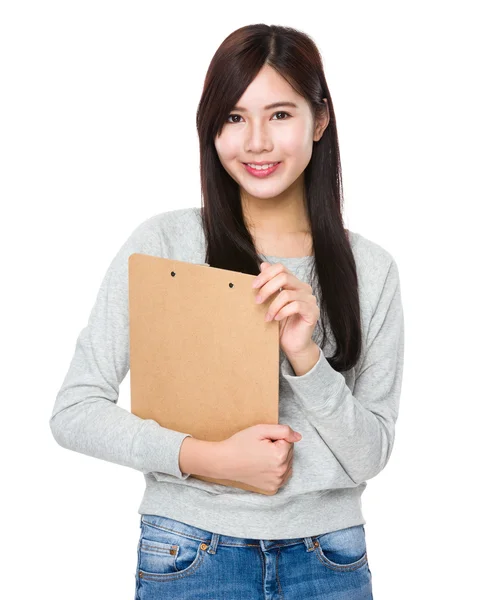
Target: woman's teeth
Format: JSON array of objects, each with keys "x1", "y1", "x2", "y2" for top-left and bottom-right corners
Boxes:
[{"x1": 246, "y1": 162, "x2": 279, "y2": 170}]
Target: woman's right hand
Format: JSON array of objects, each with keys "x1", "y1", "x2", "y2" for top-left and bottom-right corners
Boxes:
[{"x1": 217, "y1": 424, "x2": 302, "y2": 494}]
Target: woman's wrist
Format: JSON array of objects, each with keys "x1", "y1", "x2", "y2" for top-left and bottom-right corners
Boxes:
[{"x1": 179, "y1": 437, "x2": 224, "y2": 478}]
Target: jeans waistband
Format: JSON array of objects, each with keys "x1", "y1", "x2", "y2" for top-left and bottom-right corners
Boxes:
[{"x1": 140, "y1": 514, "x2": 318, "y2": 554}]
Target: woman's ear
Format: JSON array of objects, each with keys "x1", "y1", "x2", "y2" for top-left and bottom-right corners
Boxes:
[{"x1": 313, "y1": 98, "x2": 329, "y2": 142}]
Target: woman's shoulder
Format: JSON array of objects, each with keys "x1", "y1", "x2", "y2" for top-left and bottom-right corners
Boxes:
[
  {"x1": 149, "y1": 206, "x2": 200, "y2": 229},
  {"x1": 138, "y1": 207, "x2": 202, "y2": 242},
  {"x1": 347, "y1": 229, "x2": 396, "y2": 268},
  {"x1": 347, "y1": 229, "x2": 400, "y2": 310},
  {"x1": 141, "y1": 207, "x2": 204, "y2": 258}
]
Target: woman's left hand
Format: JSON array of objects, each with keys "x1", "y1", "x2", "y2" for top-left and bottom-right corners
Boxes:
[{"x1": 252, "y1": 261, "x2": 320, "y2": 357}]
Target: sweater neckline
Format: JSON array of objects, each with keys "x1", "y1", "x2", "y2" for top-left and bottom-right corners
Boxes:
[{"x1": 259, "y1": 254, "x2": 314, "y2": 263}]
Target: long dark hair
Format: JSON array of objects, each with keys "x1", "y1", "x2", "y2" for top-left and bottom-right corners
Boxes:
[{"x1": 196, "y1": 24, "x2": 362, "y2": 372}]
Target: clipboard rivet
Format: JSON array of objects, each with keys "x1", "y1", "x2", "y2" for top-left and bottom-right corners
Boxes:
[
  {"x1": 171, "y1": 271, "x2": 176, "y2": 277},
  {"x1": 229, "y1": 283, "x2": 234, "y2": 288}
]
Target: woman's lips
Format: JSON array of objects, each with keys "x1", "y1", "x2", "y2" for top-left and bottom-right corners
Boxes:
[{"x1": 243, "y1": 162, "x2": 281, "y2": 177}]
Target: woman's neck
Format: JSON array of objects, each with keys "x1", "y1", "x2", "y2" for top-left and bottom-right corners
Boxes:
[
  {"x1": 253, "y1": 231, "x2": 314, "y2": 258},
  {"x1": 240, "y1": 178, "x2": 314, "y2": 257},
  {"x1": 241, "y1": 188, "x2": 311, "y2": 238}
]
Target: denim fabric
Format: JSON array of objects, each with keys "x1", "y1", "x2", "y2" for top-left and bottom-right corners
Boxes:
[{"x1": 134, "y1": 514, "x2": 373, "y2": 599}]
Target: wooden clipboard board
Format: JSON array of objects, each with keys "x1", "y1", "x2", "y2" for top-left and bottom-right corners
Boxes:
[{"x1": 128, "y1": 253, "x2": 280, "y2": 495}]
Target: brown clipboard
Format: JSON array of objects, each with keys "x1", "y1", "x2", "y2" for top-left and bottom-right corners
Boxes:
[{"x1": 128, "y1": 253, "x2": 280, "y2": 495}]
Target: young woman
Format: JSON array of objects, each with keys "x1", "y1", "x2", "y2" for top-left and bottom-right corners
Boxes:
[{"x1": 50, "y1": 24, "x2": 404, "y2": 599}]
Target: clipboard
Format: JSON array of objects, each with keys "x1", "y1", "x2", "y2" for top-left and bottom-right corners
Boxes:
[{"x1": 128, "y1": 253, "x2": 280, "y2": 495}]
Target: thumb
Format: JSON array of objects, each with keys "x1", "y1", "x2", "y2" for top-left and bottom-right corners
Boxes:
[{"x1": 258, "y1": 424, "x2": 302, "y2": 442}]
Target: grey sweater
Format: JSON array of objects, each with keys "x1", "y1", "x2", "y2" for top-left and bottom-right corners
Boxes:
[{"x1": 49, "y1": 207, "x2": 404, "y2": 540}]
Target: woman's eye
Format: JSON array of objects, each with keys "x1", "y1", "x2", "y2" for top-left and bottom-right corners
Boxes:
[
  {"x1": 272, "y1": 111, "x2": 290, "y2": 120},
  {"x1": 226, "y1": 111, "x2": 290, "y2": 124}
]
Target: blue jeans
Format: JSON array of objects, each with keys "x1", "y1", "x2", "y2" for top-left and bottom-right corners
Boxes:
[{"x1": 134, "y1": 514, "x2": 373, "y2": 599}]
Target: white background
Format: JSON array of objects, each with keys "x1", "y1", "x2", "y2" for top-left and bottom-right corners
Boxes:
[{"x1": 1, "y1": 1, "x2": 484, "y2": 598}]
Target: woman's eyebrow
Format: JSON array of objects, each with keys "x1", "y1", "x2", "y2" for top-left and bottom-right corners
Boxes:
[{"x1": 232, "y1": 101, "x2": 298, "y2": 112}]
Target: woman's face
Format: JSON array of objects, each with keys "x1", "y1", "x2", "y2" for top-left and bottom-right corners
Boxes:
[{"x1": 214, "y1": 64, "x2": 328, "y2": 202}]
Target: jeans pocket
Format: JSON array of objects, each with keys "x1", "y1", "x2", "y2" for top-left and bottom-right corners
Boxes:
[
  {"x1": 137, "y1": 515, "x2": 207, "y2": 581},
  {"x1": 314, "y1": 525, "x2": 368, "y2": 572}
]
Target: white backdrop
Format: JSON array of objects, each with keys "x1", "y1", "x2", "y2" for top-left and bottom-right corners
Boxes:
[{"x1": 1, "y1": 1, "x2": 484, "y2": 598}]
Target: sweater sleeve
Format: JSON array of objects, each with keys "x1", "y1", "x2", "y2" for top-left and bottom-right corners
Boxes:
[
  {"x1": 49, "y1": 217, "x2": 193, "y2": 479},
  {"x1": 280, "y1": 257, "x2": 404, "y2": 486}
]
